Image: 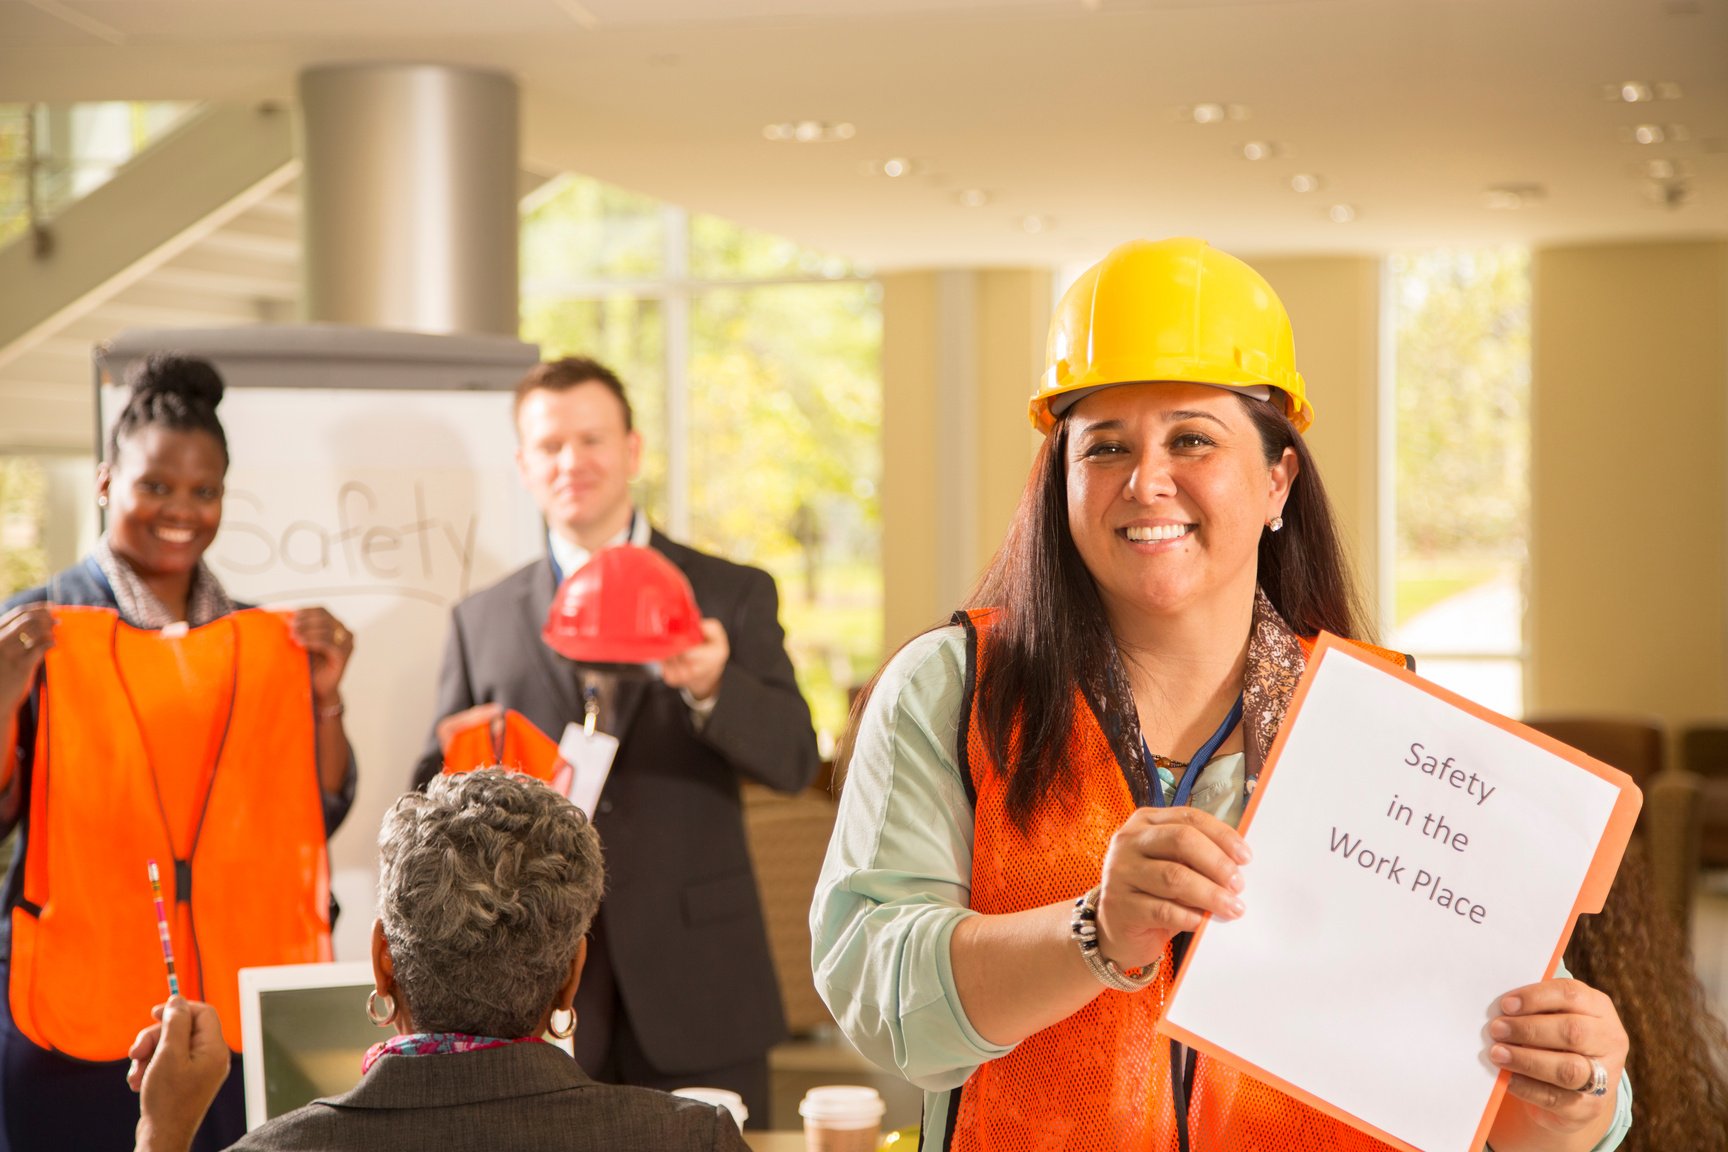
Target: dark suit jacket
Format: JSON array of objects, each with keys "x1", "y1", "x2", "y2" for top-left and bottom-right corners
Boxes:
[
  {"x1": 230, "y1": 1041, "x2": 744, "y2": 1151},
  {"x1": 412, "y1": 530, "x2": 820, "y2": 1073}
]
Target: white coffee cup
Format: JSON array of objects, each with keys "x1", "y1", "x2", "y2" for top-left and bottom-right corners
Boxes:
[
  {"x1": 798, "y1": 1085, "x2": 886, "y2": 1152},
  {"x1": 671, "y1": 1086, "x2": 748, "y2": 1130}
]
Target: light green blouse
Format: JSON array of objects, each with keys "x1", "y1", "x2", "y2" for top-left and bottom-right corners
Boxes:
[{"x1": 810, "y1": 626, "x2": 1631, "y2": 1151}]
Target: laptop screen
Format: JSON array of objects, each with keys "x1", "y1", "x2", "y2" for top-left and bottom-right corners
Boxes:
[{"x1": 238, "y1": 962, "x2": 376, "y2": 1131}]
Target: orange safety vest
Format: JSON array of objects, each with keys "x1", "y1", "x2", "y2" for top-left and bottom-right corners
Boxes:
[
  {"x1": 441, "y1": 708, "x2": 565, "y2": 785},
  {"x1": 10, "y1": 606, "x2": 331, "y2": 1061},
  {"x1": 951, "y1": 609, "x2": 1404, "y2": 1152}
]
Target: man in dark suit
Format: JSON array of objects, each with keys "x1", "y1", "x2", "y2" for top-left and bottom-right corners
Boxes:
[{"x1": 412, "y1": 357, "x2": 820, "y2": 1124}]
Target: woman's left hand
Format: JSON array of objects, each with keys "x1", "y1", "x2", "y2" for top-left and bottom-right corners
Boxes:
[
  {"x1": 1487, "y1": 976, "x2": 1626, "y2": 1145},
  {"x1": 290, "y1": 608, "x2": 354, "y2": 705}
]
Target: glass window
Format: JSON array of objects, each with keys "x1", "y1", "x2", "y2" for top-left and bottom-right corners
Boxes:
[
  {"x1": 689, "y1": 283, "x2": 881, "y2": 741},
  {"x1": 521, "y1": 174, "x2": 664, "y2": 284},
  {"x1": 1386, "y1": 248, "x2": 1531, "y2": 715},
  {"x1": 0, "y1": 458, "x2": 51, "y2": 600},
  {"x1": 690, "y1": 213, "x2": 860, "y2": 282},
  {"x1": 521, "y1": 178, "x2": 883, "y2": 751},
  {"x1": 0, "y1": 101, "x2": 197, "y2": 246}
]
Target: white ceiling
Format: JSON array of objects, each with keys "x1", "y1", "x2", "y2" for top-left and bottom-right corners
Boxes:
[{"x1": 1, "y1": 0, "x2": 1724, "y2": 268}]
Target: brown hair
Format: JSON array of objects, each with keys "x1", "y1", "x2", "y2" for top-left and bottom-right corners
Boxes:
[
  {"x1": 1564, "y1": 837, "x2": 1728, "y2": 1151},
  {"x1": 513, "y1": 356, "x2": 633, "y2": 431}
]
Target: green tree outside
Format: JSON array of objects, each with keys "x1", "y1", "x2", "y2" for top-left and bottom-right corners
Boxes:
[
  {"x1": 520, "y1": 179, "x2": 882, "y2": 744},
  {"x1": 1391, "y1": 248, "x2": 1530, "y2": 628}
]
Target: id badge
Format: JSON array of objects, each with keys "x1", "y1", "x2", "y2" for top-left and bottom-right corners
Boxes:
[{"x1": 558, "y1": 721, "x2": 618, "y2": 818}]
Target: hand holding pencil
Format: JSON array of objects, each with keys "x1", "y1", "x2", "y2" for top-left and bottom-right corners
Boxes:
[{"x1": 128, "y1": 997, "x2": 231, "y2": 1152}]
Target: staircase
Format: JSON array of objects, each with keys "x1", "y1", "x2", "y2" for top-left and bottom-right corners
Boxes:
[{"x1": 0, "y1": 102, "x2": 549, "y2": 454}]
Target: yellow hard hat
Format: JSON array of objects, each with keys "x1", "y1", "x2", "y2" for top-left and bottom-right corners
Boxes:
[{"x1": 1031, "y1": 237, "x2": 1313, "y2": 434}]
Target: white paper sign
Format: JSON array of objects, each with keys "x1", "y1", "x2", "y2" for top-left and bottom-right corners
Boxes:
[{"x1": 1162, "y1": 641, "x2": 1628, "y2": 1152}]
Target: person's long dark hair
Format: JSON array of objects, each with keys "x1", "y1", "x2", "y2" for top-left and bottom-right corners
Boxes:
[
  {"x1": 837, "y1": 391, "x2": 1372, "y2": 828},
  {"x1": 1564, "y1": 837, "x2": 1728, "y2": 1151}
]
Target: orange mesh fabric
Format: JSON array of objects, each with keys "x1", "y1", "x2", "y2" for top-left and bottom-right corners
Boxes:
[
  {"x1": 13, "y1": 606, "x2": 329, "y2": 1060},
  {"x1": 442, "y1": 708, "x2": 564, "y2": 783},
  {"x1": 951, "y1": 610, "x2": 1397, "y2": 1152}
]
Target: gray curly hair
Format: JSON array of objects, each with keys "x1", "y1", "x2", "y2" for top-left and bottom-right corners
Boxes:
[{"x1": 378, "y1": 769, "x2": 605, "y2": 1037}]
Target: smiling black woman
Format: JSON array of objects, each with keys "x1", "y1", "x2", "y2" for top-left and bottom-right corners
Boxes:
[{"x1": 0, "y1": 354, "x2": 360, "y2": 1152}]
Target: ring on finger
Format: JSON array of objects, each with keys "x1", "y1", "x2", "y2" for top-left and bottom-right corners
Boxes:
[
  {"x1": 1579, "y1": 1056, "x2": 1608, "y2": 1098},
  {"x1": 18, "y1": 631, "x2": 33, "y2": 651},
  {"x1": 334, "y1": 627, "x2": 349, "y2": 646}
]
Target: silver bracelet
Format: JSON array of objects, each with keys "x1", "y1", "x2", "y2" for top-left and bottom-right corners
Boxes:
[{"x1": 1070, "y1": 885, "x2": 1158, "y2": 992}]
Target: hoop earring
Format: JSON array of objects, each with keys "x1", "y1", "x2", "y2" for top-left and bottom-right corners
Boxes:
[
  {"x1": 548, "y1": 1007, "x2": 576, "y2": 1040},
  {"x1": 365, "y1": 989, "x2": 396, "y2": 1027},
  {"x1": 1267, "y1": 516, "x2": 1284, "y2": 533}
]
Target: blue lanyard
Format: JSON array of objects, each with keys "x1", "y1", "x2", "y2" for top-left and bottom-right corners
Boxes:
[{"x1": 1145, "y1": 694, "x2": 1244, "y2": 809}]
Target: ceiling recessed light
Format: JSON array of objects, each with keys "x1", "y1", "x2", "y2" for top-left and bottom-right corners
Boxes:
[
  {"x1": 1290, "y1": 173, "x2": 1321, "y2": 193},
  {"x1": 762, "y1": 120, "x2": 856, "y2": 144},
  {"x1": 1328, "y1": 203, "x2": 1356, "y2": 224},
  {"x1": 1633, "y1": 124, "x2": 1665, "y2": 144},
  {"x1": 1483, "y1": 184, "x2": 1546, "y2": 211},
  {"x1": 1020, "y1": 215, "x2": 1052, "y2": 234},
  {"x1": 1241, "y1": 141, "x2": 1277, "y2": 161},
  {"x1": 1191, "y1": 102, "x2": 1226, "y2": 124},
  {"x1": 881, "y1": 157, "x2": 911, "y2": 178},
  {"x1": 1620, "y1": 82, "x2": 1653, "y2": 103},
  {"x1": 956, "y1": 188, "x2": 990, "y2": 208}
]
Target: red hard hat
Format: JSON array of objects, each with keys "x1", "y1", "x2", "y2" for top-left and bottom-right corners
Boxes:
[{"x1": 542, "y1": 545, "x2": 705, "y2": 664}]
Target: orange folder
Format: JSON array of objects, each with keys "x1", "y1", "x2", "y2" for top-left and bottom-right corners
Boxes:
[{"x1": 1159, "y1": 632, "x2": 1642, "y2": 1152}]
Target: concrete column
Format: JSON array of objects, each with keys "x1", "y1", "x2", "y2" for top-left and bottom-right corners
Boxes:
[
  {"x1": 1251, "y1": 256, "x2": 1386, "y2": 618},
  {"x1": 881, "y1": 268, "x2": 1050, "y2": 649},
  {"x1": 1529, "y1": 240, "x2": 1728, "y2": 725},
  {"x1": 298, "y1": 64, "x2": 519, "y2": 335}
]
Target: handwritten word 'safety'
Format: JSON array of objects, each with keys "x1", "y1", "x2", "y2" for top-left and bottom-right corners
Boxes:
[{"x1": 1405, "y1": 743, "x2": 1496, "y2": 807}]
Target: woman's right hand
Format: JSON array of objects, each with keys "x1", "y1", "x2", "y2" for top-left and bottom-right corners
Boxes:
[
  {"x1": 0, "y1": 604, "x2": 53, "y2": 717},
  {"x1": 1093, "y1": 807, "x2": 1252, "y2": 971}
]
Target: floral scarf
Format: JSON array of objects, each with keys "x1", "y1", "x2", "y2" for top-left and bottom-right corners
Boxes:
[
  {"x1": 94, "y1": 536, "x2": 233, "y2": 629},
  {"x1": 1082, "y1": 586, "x2": 1306, "y2": 807},
  {"x1": 361, "y1": 1032, "x2": 545, "y2": 1074}
]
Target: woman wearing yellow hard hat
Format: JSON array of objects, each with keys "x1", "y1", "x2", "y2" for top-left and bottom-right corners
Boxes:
[{"x1": 812, "y1": 238, "x2": 1632, "y2": 1150}]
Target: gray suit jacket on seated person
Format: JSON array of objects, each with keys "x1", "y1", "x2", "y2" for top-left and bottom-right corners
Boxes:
[
  {"x1": 230, "y1": 1041, "x2": 743, "y2": 1151},
  {"x1": 411, "y1": 529, "x2": 821, "y2": 1075}
]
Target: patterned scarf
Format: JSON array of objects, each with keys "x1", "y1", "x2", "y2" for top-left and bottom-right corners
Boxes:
[
  {"x1": 1081, "y1": 586, "x2": 1306, "y2": 807},
  {"x1": 361, "y1": 1032, "x2": 546, "y2": 1074},
  {"x1": 93, "y1": 536, "x2": 234, "y2": 629}
]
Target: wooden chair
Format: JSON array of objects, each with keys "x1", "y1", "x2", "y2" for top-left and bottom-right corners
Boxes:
[
  {"x1": 1525, "y1": 717, "x2": 1697, "y2": 930},
  {"x1": 1680, "y1": 725, "x2": 1728, "y2": 870},
  {"x1": 1523, "y1": 716, "x2": 1665, "y2": 788},
  {"x1": 743, "y1": 782, "x2": 839, "y2": 1036}
]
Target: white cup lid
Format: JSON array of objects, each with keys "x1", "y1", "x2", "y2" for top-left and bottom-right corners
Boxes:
[
  {"x1": 799, "y1": 1084, "x2": 886, "y2": 1126},
  {"x1": 671, "y1": 1087, "x2": 747, "y2": 1129}
]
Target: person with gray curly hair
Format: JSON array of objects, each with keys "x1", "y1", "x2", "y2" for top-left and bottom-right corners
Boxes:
[
  {"x1": 127, "y1": 770, "x2": 744, "y2": 1152},
  {"x1": 374, "y1": 766, "x2": 605, "y2": 1040}
]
